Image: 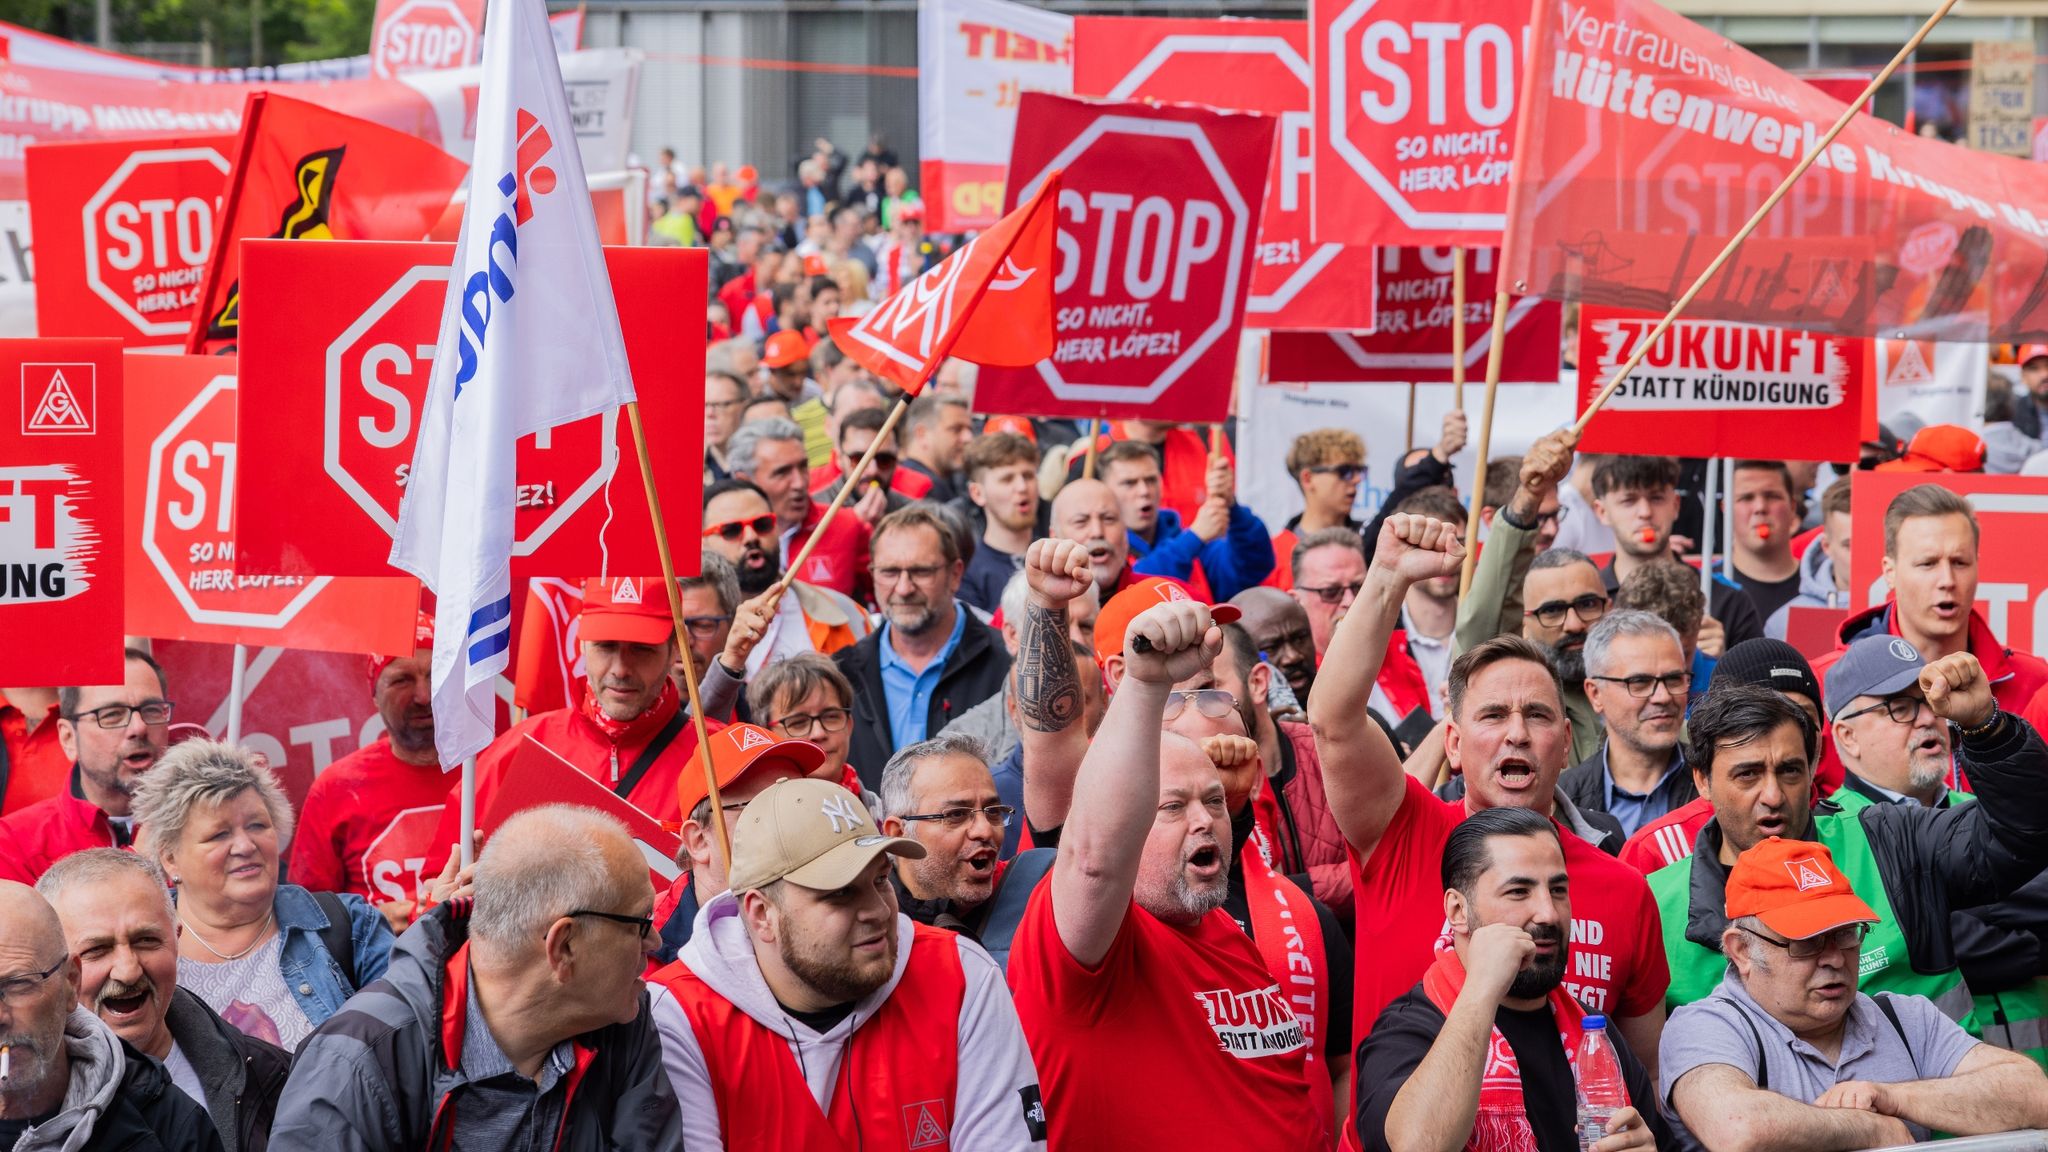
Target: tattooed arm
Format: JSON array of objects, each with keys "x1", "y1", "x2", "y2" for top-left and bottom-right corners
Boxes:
[{"x1": 1017, "y1": 539, "x2": 1095, "y2": 833}]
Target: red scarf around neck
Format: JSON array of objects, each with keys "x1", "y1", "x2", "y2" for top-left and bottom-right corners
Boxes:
[
  {"x1": 1419, "y1": 949, "x2": 1588, "y2": 1152},
  {"x1": 578, "y1": 678, "x2": 680, "y2": 746},
  {"x1": 1242, "y1": 822, "x2": 1333, "y2": 1145}
]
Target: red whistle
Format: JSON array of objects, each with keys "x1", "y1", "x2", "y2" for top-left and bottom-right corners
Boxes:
[
  {"x1": 1637, "y1": 528, "x2": 1658, "y2": 546},
  {"x1": 1756, "y1": 524, "x2": 1772, "y2": 541}
]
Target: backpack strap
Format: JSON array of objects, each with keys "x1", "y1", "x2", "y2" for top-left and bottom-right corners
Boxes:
[
  {"x1": 975, "y1": 849, "x2": 1054, "y2": 971},
  {"x1": 312, "y1": 890, "x2": 359, "y2": 992},
  {"x1": 617, "y1": 708, "x2": 687, "y2": 800},
  {"x1": 1736, "y1": 1003, "x2": 1770, "y2": 1091},
  {"x1": 1874, "y1": 993, "x2": 1916, "y2": 1070}
]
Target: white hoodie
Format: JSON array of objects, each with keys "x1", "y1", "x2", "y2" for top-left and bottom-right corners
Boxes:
[{"x1": 649, "y1": 889, "x2": 1045, "y2": 1151}]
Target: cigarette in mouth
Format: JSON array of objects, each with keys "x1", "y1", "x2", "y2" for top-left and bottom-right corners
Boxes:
[{"x1": 2, "y1": 1044, "x2": 12, "y2": 1083}]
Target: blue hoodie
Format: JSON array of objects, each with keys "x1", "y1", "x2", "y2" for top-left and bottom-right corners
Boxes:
[{"x1": 1129, "y1": 503, "x2": 1276, "y2": 602}]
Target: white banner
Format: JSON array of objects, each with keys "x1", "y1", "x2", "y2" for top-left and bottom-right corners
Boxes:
[
  {"x1": 1875, "y1": 337, "x2": 1989, "y2": 432},
  {"x1": 916, "y1": 0, "x2": 1072, "y2": 232}
]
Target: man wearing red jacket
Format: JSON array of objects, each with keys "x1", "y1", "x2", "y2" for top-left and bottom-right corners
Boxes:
[{"x1": 0, "y1": 649, "x2": 171, "y2": 883}]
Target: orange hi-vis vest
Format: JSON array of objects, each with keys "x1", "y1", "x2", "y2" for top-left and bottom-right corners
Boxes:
[{"x1": 651, "y1": 921, "x2": 966, "y2": 1151}]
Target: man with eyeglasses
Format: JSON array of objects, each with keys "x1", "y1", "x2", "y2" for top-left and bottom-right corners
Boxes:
[
  {"x1": 1290, "y1": 528, "x2": 1368, "y2": 662},
  {"x1": 812, "y1": 406, "x2": 911, "y2": 527},
  {"x1": 1516, "y1": 549, "x2": 1611, "y2": 764},
  {"x1": 649, "y1": 777, "x2": 1045, "y2": 1150},
  {"x1": 1560, "y1": 610, "x2": 1696, "y2": 838},
  {"x1": 726, "y1": 418, "x2": 870, "y2": 598},
  {"x1": 1662, "y1": 837, "x2": 2048, "y2": 1152},
  {"x1": 0, "y1": 650, "x2": 172, "y2": 885},
  {"x1": 700, "y1": 478, "x2": 863, "y2": 673},
  {"x1": 702, "y1": 370, "x2": 749, "y2": 484}
]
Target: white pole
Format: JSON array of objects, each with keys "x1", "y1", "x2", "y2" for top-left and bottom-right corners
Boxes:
[
  {"x1": 225, "y1": 644, "x2": 248, "y2": 745},
  {"x1": 460, "y1": 755, "x2": 478, "y2": 869},
  {"x1": 1721, "y1": 457, "x2": 1737, "y2": 582},
  {"x1": 1698, "y1": 460, "x2": 1719, "y2": 602}
]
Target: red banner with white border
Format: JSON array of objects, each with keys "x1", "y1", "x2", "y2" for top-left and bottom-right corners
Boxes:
[{"x1": 918, "y1": 0, "x2": 1074, "y2": 232}]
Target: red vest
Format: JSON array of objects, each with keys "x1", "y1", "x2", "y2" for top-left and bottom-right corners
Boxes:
[{"x1": 651, "y1": 922, "x2": 966, "y2": 1151}]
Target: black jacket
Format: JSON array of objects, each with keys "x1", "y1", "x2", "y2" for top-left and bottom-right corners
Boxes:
[
  {"x1": 834, "y1": 607, "x2": 1011, "y2": 789},
  {"x1": 163, "y1": 988, "x2": 289, "y2": 1152},
  {"x1": 61, "y1": 1038, "x2": 225, "y2": 1152},
  {"x1": 1558, "y1": 746, "x2": 1698, "y2": 822}
]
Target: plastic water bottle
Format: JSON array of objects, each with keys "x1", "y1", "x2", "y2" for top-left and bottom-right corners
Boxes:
[{"x1": 1576, "y1": 1015, "x2": 1628, "y2": 1152}]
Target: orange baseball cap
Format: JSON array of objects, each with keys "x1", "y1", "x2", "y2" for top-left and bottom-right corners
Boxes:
[
  {"x1": 982, "y1": 414, "x2": 1036, "y2": 443},
  {"x1": 762, "y1": 330, "x2": 811, "y2": 370},
  {"x1": 677, "y1": 722, "x2": 826, "y2": 821},
  {"x1": 1873, "y1": 423, "x2": 1986, "y2": 473},
  {"x1": 1094, "y1": 577, "x2": 1239, "y2": 665},
  {"x1": 1725, "y1": 837, "x2": 1879, "y2": 941},
  {"x1": 802, "y1": 253, "x2": 830, "y2": 278},
  {"x1": 2020, "y1": 343, "x2": 2048, "y2": 365},
  {"x1": 578, "y1": 576, "x2": 673, "y2": 645}
]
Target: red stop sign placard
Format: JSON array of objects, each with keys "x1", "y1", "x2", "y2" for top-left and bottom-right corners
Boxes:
[
  {"x1": 26, "y1": 137, "x2": 233, "y2": 347},
  {"x1": 1312, "y1": 0, "x2": 1529, "y2": 247},
  {"x1": 977, "y1": 94, "x2": 1272, "y2": 424},
  {"x1": 371, "y1": 0, "x2": 481, "y2": 78}
]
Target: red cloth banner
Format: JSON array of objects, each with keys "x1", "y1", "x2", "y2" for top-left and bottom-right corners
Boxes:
[
  {"x1": 1267, "y1": 246, "x2": 1559, "y2": 383},
  {"x1": 1074, "y1": 16, "x2": 1377, "y2": 330},
  {"x1": 1312, "y1": 0, "x2": 1531, "y2": 247},
  {"x1": 1573, "y1": 305, "x2": 1874, "y2": 461},
  {"x1": 232, "y1": 240, "x2": 706, "y2": 579},
  {"x1": 1507, "y1": 0, "x2": 2048, "y2": 342},
  {"x1": 977, "y1": 93, "x2": 1273, "y2": 423},
  {"x1": 26, "y1": 136, "x2": 235, "y2": 348},
  {"x1": 123, "y1": 354, "x2": 419, "y2": 653},
  {"x1": 0, "y1": 339, "x2": 125, "y2": 686},
  {"x1": 1850, "y1": 472, "x2": 2048, "y2": 655}
]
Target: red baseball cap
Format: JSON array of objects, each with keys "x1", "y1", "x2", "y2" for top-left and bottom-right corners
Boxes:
[
  {"x1": 2020, "y1": 343, "x2": 2048, "y2": 365},
  {"x1": 1873, "y1": 423, "x2": 1986, "y2": 473},
  {"x1": 367, "y1": 610, "x2": 436, "y2": 690},
  {"x1": 896, "y1": 202, "x2": 925, "y2": 223},
  {"x1": 982, "y1": 414, "x2": 1036, "y2": 443},
  {"x1": 762, "y1": 330, "x2": 810, "y2": 370},
  {"x1": 1094, "y1": 577, "x2": 1239, "y2": 666},
  {"x1": 579, "y1": 576, "x2": 673, "y2": 645},
  {"x1": 677, "y1": 723, "x2": 827, "y2": 820},
  {"x1": 1725, "y1": 837, "x2": 1879, "y2": 942},
  {"x1": 802, "y1": 253, "x2": 830, "y2": 278}
]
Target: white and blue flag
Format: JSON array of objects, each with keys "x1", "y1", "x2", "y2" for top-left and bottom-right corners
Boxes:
[{"x1": 390, "y1": 0, "x2": 635, "y2": 768}]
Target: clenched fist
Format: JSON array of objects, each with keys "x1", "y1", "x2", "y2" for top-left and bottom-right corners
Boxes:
[
  {"x1": 1124, "y1": 602, "x2": 1222, "y2": 687},
  {"x1": 1026, "y1": 538, "x2": 1095, "y2": 608},
  {"x1": 1433, "y1": 409, "x2": 1469, "y2": 463},
  {"x1": 1371, "y1": 514, "x2": 1467, "y2": 587},
  {"x1": 1921, "y1": 652, "x2": 1995, "y2": 730}
]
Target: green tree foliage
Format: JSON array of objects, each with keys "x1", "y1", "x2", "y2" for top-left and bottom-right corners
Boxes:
[{"x1": 0, "y1": 0, "x2": 376, "y2": 67}]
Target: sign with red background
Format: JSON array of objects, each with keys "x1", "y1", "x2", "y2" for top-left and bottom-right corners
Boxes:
[
  {"x1": 233, "y1": 241, "x2": 707, "y2": 578},
  {"x1": 0, "y1": 339, "x2": 125, "y2": 686},
  {"x1": 977, "y1": 93, "x2": 1272, "y2": 423},
  {"x1": 1851, "y1": 472, "x2": 2048, "y2": 656},
  {"x1": 1073, "y1": 16, "x2": 1376, "y2": 330},
  {"x1": 370, "y1": 0, "x2": 482, "y2": 78}
]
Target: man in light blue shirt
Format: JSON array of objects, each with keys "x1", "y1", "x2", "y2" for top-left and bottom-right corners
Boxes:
[{"x1": 1558, "y1": 610, "x2": 1695, "y2": 836}]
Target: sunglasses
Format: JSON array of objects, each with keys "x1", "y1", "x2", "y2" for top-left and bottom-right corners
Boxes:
[
  {"x1": 1162, "y1": 688, "x2": 1239, "y2": 722},
  {"x1": 847, "y1": 451, "x2": 900, "y2": 471},
  {"x1": 1296, "y1": 580, "x2": 1364, "y2": 606},
  {"x1": 701, "y1": 514, "x2": 776, "y2": 541},
  {"x1": 1307, "y1": 464, "x2": 1365, "y2": 483}
]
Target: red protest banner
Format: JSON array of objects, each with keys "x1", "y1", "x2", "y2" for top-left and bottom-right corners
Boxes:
[
  {"x1": 1508, "y1": 0, "x2": 2048, "y2": 343},
  {"x1": 370, "y1": 0, "x2": 482, "y2": 78},
  {"x1": 1574, "y1": 306, "x2": 1874, "y2": 461},
  {"x1": 233, "y1": 240, "x2": 708, "y2": 579},
  {"x1": 1312, "y1": 0, "x2": 1529, "y2": 247},
  {"x1": 481, "y1": 734, "x2": 683, "y2": 888},
  {"x1": 26, "y1": 136, "x2": 234, "y2": 348},
  {"x1": 123, "y1": 354, "x2": 419, "y2": 653},
  {"x1": 0, "y1": 339, "x2": 125, "y2": 686},
  {"x1": 977, "y1": 93, "x2": 1273, "y2": 424},
  {"x1": 1850, "y1": 472, "x2": 2048, "y2": 655},
  {"x1": 1267, "y1": 247, "x2": 1559, "y2": 383},
  {"x1": 1074, "y1": 16, "x2": 1376, "y2": 330}
]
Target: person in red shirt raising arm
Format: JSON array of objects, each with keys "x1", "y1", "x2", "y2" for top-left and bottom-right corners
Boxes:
[{"x1": 1309, "y1": 514, "x2": 1671, "y2": 1077}]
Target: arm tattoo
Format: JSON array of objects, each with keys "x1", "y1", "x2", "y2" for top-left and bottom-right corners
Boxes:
[{"x1": 1017, "y1": 602, "x2": 1081, "y2": 732}]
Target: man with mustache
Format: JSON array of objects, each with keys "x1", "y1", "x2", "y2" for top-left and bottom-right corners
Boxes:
[
  {"x1": 1560, "y1": 610, "x2": 1696, "y2": 837},
  {"x1": 1048, "y1": 479, "x2": 1134, "y2": 601},
  {"x1": 1358, "y1": 807, "x2": 1666, "y2": 1152},
  {"x1": 699, "y1": 477, "x2": 863, "y2": 672},
  {"x1": 38, "y1": 850, "x2": 287, "y2": 1152},
  {"x1": 649, "y1": 778, "x2": 1044, "y2": 1150},
  {"x1": 1663, "y1": 838, "x2": 2048, "y2": 1152}
]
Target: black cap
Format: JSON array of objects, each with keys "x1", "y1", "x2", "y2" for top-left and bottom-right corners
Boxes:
[{"x1": 1712, "y1": 638, "x2": 1823, "y2": 715}]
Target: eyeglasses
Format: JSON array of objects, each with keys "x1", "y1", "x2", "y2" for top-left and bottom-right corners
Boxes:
[
  {"x1": 682, "y1": 614, "x2": 733, "y2": 637},
  {"x1": 773, "y1": 706, "x2": 850, "y2": 738},
  {"x1": 1589, "y1": 672, "x2": 1691, "y2": 698},
  {"x1": 1739, "y1": 922, "x2": 1869, "y2": 959},
  {"x1": 1295, "y1": 580, "x2": 1364, "y2": 606},
  {"x1": 1162, "y1": 689, "x2": 1239, "y2": 722},
  {"x1": 0, "y1": 957, "x2": 65, "y2": 1007},
  {"x1": 897, "y1": 804, "x2": 1016, "y2": 829},
  {"x1": 1524, "y1": 594, "x2": 1610, "y2": 628},
  {"x1": 1306, "y1": 464, "x2": 1364, "y2": 483},
  {"x1": 69, "y1": 701, "x2": 174, "y2": 729},
  {"x1": 702, "y1": 514, "x2": 776, "y2": 541},
  {"x1": 846, "y1": 451, "x2": 899, "y2": 471},
  {"x1": 1534, "y1": 506, "x2": 1570, "y2": 528},
  {"x1": 706, "y1": 396, "x2": 750, "y2": 412},
  {"x1": 566, "y1": 909, "x2": 656, "y2": 942},
  {"x1": 1840, "y1": 696, "x2": 1932, "y2": 725},
  {"x1": 874, "y1": 565, "x2": 945, "y2": 585}
]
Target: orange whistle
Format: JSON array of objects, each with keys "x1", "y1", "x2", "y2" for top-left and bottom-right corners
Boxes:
[{"x1": 1638, "y1": 528, "x2": 1658, "y2": 545}]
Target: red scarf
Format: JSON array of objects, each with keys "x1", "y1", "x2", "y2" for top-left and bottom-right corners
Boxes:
[
  {"x1": 1418, "y1": 950, "x2": 1588, "y2": 1152},
  {"x1": 578, "y1": 679, "x2": 681, "y2": 747},
  {"x1": 1242, "y1": 823, "x2": 1333, "y2": 1146}
]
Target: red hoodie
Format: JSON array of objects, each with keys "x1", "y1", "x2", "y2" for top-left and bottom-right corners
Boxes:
[{"x1": 0, "y1": 782, "x2": 122, "y2": 884}]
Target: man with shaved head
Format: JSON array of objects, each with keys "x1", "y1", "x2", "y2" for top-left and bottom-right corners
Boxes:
[
  {"x1": 0, "y1": 880, "x2": 219, "y2": 1151},
  {"x1": 1231, "y1": 586, "x2": 1319, "y2": 704},
  {"x1": 1050, "y1": 478, "x2": 1133, "y2": 600}
]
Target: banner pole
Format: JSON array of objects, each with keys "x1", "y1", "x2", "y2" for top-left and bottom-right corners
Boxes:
[
  {"x1": 1082, "y1": 415, "x2": 1102, "y2": 480},
  {"x1": 1721, "y1": 457, "x2": 1737, "y2": 582},
  {"x1": 1458, "y1": 291, "x2": 1513, "y2": 597},
  {"x1": 1571, "y1": 0, "x2": 1959, "y2": 438},
  {"x1": 1450, "y1": 246, "x2": 1467, "y2": 410},
  {"x1": 1405, "y1": 384, "x2": 1418, "y2": 453},
  {"x1": 225, "y1": 643, "x2": 248, "y2": 745},
  {"x1": 775, "y1": 394, "x2": 912, "y2": 612},
  {"x1": 626, "y1": 399, "x2": 732, "y2": 872},
  {"x1": 459, "y1": 755, "x2": 477, "y2": 869},
  {"x1": 1699, "y1": 456, "x2": 1720, "y2": 602}
]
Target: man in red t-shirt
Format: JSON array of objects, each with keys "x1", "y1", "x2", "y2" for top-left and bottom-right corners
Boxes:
[
  {"x1": 1006, "y1": 593, "x2": 1327, "y2": 1151},
  {"x1": 1, "y1": 686, "x2": 67, "y2": 815},
  {"x1": 289, "y1": 613, "x2": 451, "y2": 929},
  {"x1": 1309, "y1": 514, "x2": 1670, "y2": 1073}
]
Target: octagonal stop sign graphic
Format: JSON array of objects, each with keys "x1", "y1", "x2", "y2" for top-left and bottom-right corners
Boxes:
[
  {"x1": 371, "y1": 0, "x2": 481, "y2": 78},
  {"x1": 978, "y1": 93, "x2": 1272, "y2": 425}
]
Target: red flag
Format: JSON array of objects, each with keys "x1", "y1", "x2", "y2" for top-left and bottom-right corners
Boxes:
[
  {"x1": 829, "y1": 172, "x2": 1060, "y2": 395},
  {"x1": 188, "y1": 91, "x2": 468, "y2": 354}
]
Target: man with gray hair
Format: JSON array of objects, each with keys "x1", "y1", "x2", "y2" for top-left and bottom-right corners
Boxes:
[
  {"x1": 943, "y1": 571, "x2": 1101, "y2": 769},
  {"x1": 39, "y1": 850, "x2": 288, "y2": 1152},
  {"x1": 728, "y1": 416, "x2": 869, "y2": 598},
  {"x1": 1559, "y1": 608, "x2": 1695, "y2": 836},
  {"x1": 272, "y1": 805, "x2": 681, "y2": 1150}
]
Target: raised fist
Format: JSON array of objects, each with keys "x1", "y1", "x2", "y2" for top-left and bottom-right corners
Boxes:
[
  {"x1": 1922, "y1": 652, "x2": 1994, "y2": 730},
  {"x1": 1199, "y1": 733, "x2": 1259, "y2": 771},
  {"x1": 1025, "y1": 538, "x2": 1095, "y2": 607},
  {"x1": 1124, "y1": 601, "x2": 1222, "y2": 687},
  {"x1": 1433, "y1": 409, "x2": 1469, "y2": 462},
  {"x1": 1519, "y1": 429, "x2": 1576, "y2": 495},
  {"x1": 1371, "y1": 514, "x2": 1467, "y2": 587}
]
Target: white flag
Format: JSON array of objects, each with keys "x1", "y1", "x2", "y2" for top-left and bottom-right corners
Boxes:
[{"x1": 389, "y1": 0, "x2": 635, "y2": 768}]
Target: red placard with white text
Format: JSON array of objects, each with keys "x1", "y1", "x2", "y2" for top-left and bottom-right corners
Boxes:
[
  {"x1": 976, "y1": 94, "x2": 1273, "y2": 423},
  {"x1": 1850, "y1": 473, "x2": 2048, "y2": 655},
  {"x1": 232, "y1": 240, "x2": 707, "y2": 578},
  {"x1": 123, "y1": 354, "x2": 419, "y2": 653},
  {"x1": 0, "y1": 339, "x2": 125, "y2": 686},
  {"x1": 1073, "y1": 17, "x2": 1375, "y2": 330},
  {"x1": 1267, "y1": 247, "x2": 1559, "y2": 383},
  {"x1": 1574, "y1": 305, "x2": 1874, "y2": 461}
]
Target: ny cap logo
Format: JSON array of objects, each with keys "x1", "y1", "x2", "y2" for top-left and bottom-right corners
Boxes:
[
  {"x1": 23, "y1": 366, "x2": 93, "y2": 435},
  {"x1": 610, "y1": 577, "x2": 642, "y2": 604},
  {"x1": 506, "y1": 109, "x2": 558, "y2": 226},
  {"x1": 1785, "y1": 857, "x2": 1832, "y2": 892},
  {"x1": 820, "y1": 792, "x2": 865, "y2": 834},
  {"x1": 733, "y1": 727, "x2": 771, "y2": 752}
]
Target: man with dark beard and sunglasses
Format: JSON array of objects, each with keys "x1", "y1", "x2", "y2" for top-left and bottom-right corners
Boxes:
[
  {"x1": 699, "y1": 478, "x2": 863, "y2": 673},
  {"x1": 1357, "y1": 807, "x2": 1668, "y2": 1152},
  {"x1": 1520, "y1": 548, "x2": 1610, "y2": 765},
  {"x1": 649, "y1": 777, "x2": 1045, "y2": 1150}
]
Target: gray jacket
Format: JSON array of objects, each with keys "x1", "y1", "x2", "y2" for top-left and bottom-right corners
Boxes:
[{"x1": 11, "y1": 1008, "x2": 221, "y2": 1152}]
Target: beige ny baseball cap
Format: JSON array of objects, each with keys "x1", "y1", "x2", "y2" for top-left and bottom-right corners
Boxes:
[{"x1": 726, "y1": 777, "x2": 925, "y2": 893}]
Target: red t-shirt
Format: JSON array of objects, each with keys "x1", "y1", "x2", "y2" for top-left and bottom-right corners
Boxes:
[
  {"x1": 1006, "y1": 878, "x2": 1324, "y2": 1152},
  {"x1": 1, "y1": 701, "x2": 68, "y2": 816},
  {"x1": 1349, "y1": 776, "x2": 1670, "y2": 1039},
  {"x1": 286, "y1": 736, "x2": 454, "y2": 905}
]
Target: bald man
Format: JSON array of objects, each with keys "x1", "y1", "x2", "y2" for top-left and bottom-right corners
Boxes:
[
  {"x1": 0, "y1": 882, "x2": 220, "y2": 1152},
  {"x1": 1232, "y1": 586, "x2": 1319, "y2": 703},
  {"x1": 1050, "y1": 478, "x2": 1133, "y2": 600}
]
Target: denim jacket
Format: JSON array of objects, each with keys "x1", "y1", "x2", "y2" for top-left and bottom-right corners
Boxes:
[{"x1": 272, "y1": 883, "x2": 392, "y2": 1026}]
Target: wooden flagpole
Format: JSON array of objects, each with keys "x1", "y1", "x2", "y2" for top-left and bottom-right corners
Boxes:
[
  {"x1": 1082, "y1": 415, "x2": 1103, "y2": 479},
  {"x1": 773, "y1": 394, "x2": 912, "y2": 605},
  {"x1": 1458, "y1": 291, "x2": 1512, "y2": 597},
  {"x1": 1450, "y1": 246, "x2": 1467, "y2": 409}
]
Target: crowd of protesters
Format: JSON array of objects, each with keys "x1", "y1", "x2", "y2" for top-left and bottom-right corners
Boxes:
[{"x1": 11, "y1": 150, "x2": 2048, "y2": 1152}]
